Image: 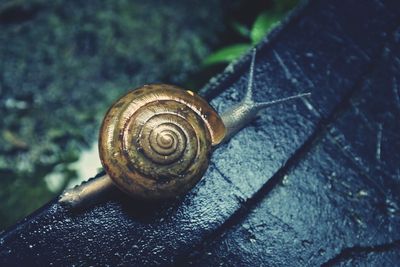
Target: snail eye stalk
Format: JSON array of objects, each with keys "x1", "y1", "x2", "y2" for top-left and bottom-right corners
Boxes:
[{"x1": 220, "y1": 48, "x2": 310, "y2": 142}]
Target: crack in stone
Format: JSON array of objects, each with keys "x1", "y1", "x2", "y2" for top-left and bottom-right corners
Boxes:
[
  {"x1": 211, "y1": 162, "x2": 247, "y2": 201},
  {"x1": 321, "y1": 239, "x2": 400, "y2": 267}
]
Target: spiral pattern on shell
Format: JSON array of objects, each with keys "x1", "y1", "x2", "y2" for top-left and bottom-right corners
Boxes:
[{"x1": 99, "y1": 84, "x2": 226, "y2": 200}]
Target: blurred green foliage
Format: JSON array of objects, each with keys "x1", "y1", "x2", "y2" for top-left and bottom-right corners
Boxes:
[
  {"x1": 204, "y1": 0, "x2": 299, "y2": 66},
  {"x1": 204, "y1": 43, "x2": 251, "y2": 66}
]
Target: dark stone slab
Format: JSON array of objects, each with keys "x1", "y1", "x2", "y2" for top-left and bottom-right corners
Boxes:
[
  {"x1": 1, "y1": 0, "x2": 400, "y2": 266},
  {"x1": 187, "y1": 14, "x2": 400, "y2": 267}
]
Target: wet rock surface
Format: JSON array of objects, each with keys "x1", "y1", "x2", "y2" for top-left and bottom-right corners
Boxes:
[{"x1": 1, "y1": 0, "x2": 400, "y2": 266}]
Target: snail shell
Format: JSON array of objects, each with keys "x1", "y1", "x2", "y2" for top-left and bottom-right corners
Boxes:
[{"x1": 99, "y1": 84, "x2": 226, "y2": 200}]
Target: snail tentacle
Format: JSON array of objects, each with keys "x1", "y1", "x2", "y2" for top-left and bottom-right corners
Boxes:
[{"x1": 220, "y1": 48, "x2": 311, "y2": 142}]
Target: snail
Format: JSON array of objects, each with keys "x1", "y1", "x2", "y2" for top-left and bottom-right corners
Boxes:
[{"x1": 59, "y1": 49, "x2": 310, "y2": 208}]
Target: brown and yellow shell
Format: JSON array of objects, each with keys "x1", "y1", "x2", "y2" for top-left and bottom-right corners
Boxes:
[{"x1": 98, "y1": 84, "x2": 226, "y2": 200}]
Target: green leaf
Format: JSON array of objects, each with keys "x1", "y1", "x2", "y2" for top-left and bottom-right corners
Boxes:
[
  {"x1": 231, "y1": 21, "x2": 250, "y2": 38},
  {"x1": 250, "y1": 12, "x2": 281, "y2": 45},
  {"x1": 203, "y1": 44, "x2": 251, "y2": 66}
]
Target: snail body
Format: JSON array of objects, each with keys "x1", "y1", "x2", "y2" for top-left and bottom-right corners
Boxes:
[{"x1": 59, "y1": 49, "x2": 310, "y2": 207}]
